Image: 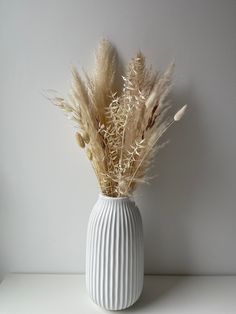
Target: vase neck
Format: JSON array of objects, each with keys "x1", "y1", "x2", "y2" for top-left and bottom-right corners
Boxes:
[{"x1": 98, "y1": 194, "x2": 134, "y2": 204}]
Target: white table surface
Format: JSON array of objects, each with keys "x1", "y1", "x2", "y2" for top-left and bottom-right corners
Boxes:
[{"x1": 0, "y1": 274, "x2": 235, "y2": 314}]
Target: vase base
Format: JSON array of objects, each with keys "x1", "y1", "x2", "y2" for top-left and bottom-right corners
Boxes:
[{"x1": 88, "y1": 287, "x2": 143, "y2": 311}]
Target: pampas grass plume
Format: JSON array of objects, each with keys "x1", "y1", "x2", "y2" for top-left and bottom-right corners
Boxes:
[{"x1": 145, "y1": 89, "x2": 157, "y2": 108}]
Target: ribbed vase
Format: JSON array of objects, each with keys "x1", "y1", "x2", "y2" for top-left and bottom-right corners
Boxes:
[{"x1": 86, "y1": 194, "x2": 144, "y2": 310}]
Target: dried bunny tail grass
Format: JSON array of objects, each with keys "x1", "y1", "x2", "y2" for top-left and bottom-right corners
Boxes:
[
  {"x1": 174, "y1": 104, "x2": 187, "y2": 121},
  {"x1": 75, "y1": 132, "x2": 85, "y2": 148}
]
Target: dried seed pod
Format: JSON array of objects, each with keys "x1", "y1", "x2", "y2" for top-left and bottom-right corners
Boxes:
[
  {"x1": 82, "y1": 132, "x2": 90, "y2": 144},
  {"x1": 86, "y1": 148, "x2": 93, "y2": 160},
  {"x1": 75, "y1": 132, "x2": 85, "y2": 148}
]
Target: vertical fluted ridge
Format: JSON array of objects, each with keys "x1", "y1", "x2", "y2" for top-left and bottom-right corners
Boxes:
[{"x1": 86, "y1": 196, "x2": 144, "y2": 311}]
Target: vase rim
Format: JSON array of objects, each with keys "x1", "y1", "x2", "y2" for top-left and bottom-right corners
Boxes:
[{"x1": 99, "y1": 193, "x2": 130, "y2": 200}]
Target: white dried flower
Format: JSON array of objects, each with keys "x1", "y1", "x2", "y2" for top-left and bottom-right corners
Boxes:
[{"x1": 174, "y1": 105, "x2": 187, "y2": 121}]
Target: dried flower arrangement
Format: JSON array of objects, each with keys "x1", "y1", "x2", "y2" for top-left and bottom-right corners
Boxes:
[{"x1": 49, "y1": 39, "x2": 187, "y2": 197}]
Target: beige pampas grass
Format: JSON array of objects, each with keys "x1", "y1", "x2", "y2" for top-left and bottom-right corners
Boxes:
[{"x1": 49, "y1": 39, "x2": 187, "y2": 197}]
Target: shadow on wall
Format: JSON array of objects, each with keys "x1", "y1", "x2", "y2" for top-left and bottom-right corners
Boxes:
[{"x1": 136, "y1": 85, "x2": 209, "y2": 275}]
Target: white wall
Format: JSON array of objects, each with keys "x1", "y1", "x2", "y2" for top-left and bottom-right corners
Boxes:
[{"x1": 1, "y1": 0, "x2": 236, "y2": 275}]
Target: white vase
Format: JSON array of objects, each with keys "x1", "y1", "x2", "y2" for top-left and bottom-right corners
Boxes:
[{"x1": 86, "y1": 194, "x2": 144, "y2": 310}]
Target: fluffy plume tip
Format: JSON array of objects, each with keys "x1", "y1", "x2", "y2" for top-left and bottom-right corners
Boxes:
[{"x1": 174, "y1": 105, "x2": 187, "y2": 121}]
